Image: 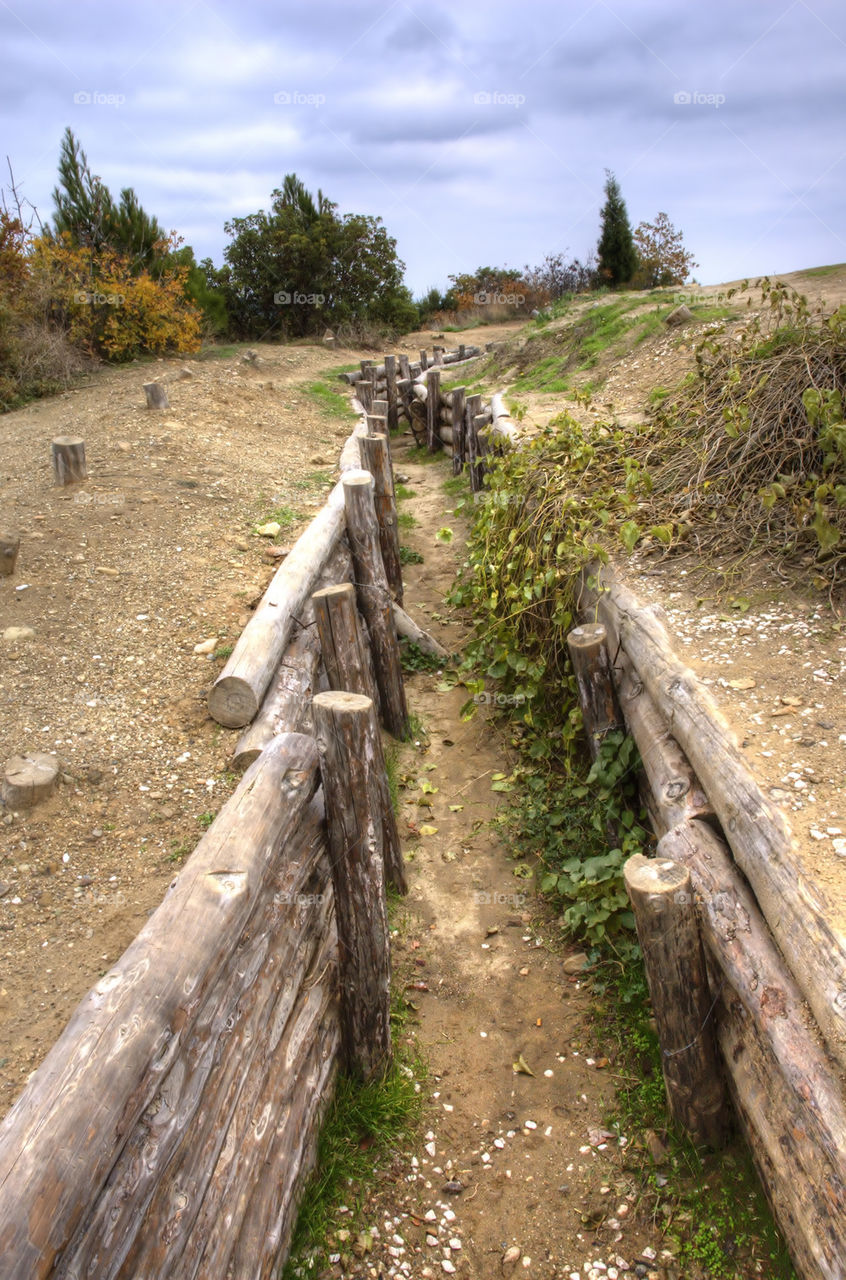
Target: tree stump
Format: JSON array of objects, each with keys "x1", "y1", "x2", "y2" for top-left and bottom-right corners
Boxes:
[
  {"x1": 342, "y1": 473, "x2": 409, "y2": 739},
  {"x1": 143, "y1": 382, "x2": 169, "y2": 409},
  {"x1": 51, "y1": 437, "x2": 87, "y2": 486},
  {"x1": 0, "y1": 535, "x2": 21, "y2": 578},
  {"x1": 312, "y1": 691, "x2": 395, "y2": 1079},
  {"x1": 624, "y1": 853, "x2": 730, "y2": 1148},
  {"x1": 566, "y1": 622, "x2": 624, "y2": 758},
  {"x1": 1, "y1": 752, "x2": 59, "y2": 809},
  {"x1": 359, "y1": 433, "x2": 403, "y2": 603}
]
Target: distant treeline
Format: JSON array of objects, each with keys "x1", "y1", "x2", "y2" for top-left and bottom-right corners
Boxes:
[{"x1": 0, "y1": 133, "x2": 696, "y2": 410}]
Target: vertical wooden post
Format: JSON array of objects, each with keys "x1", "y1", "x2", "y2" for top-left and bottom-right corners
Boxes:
[
  {"x1": 384, "y1": 354, "x2": 398, "y2": 435},
  {"x1": 623, "y1": 853, "x2": 730, "y2": 1148},
  {"x1": 51, "y1": 436, "x2": 87, "y2": 485},
  {"x1": 312, "y1": 582, "x2": 378, "y2": 704},
  {"x1": 419, "y1": 349, "x2": 428, "y2": 371},
  {"x1": 566, "y1": 622, "x2": 624, "y2": 759},
  {"x1": 312, "y1": 691, "x2": 393, "y2": 1080},
  {"x1": 366, "y1": 413, "x2": 387, "y2": 438},
  {"x1": 396, "y1": 379, "x2": 412, "y2": 423},
  {"x1": 0, "y1": 534, "x2": 21, "y2": 578},
  {"x1": 358, "y1": 380, "x2": 373, "y2": 413},
  {"x1": 359, "y1": 433, "x2": 403, "y2": 604},
  {"x1": 425, "y1": 369, "x2": 441, "y2": 453},
  {"x1": 458, "y1": 343, "x2": 466, "y2": 361},
  {"x1": 450, "y1": 385, "x2": 466, "y2": 476},
  {"x1": 342, "y1": 472, "x2": 409, "y2": 739},
  {"x1": 143, "y1": 382, "x2": 169, "y2": 410},
  {"x1": 367, "y1": 365, "x2": 379, "y2": 405},
  {"x1": 471, "y1": 412, "x2": 489, "y2": 490},
  {"x1": 465, "y1": 395, "x2": 482, "y2": 493},
  {"x1": 360, "y1": 360, "x2": 372, "y2": 376},
  {"x1": 398, "y1": 354, "x2": 411, "y2": 383}
]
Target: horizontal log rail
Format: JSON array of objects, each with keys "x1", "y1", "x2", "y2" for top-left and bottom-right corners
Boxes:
[{"x1": 573, "y1": 568, "x2": 846, "y2": 1280}]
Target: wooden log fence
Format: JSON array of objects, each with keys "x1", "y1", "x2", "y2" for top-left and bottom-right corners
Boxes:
[
  {"x1": 572, "y1": 568, "x2": 846, "y2": 1280},
  {"x1": 0, "y1": 402, "x2": 430, "y2": 1276}
]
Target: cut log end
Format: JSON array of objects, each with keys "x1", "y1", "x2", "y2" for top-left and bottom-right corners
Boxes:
[
  {"x1": 207, "y1": 677, "x2": 260, "y2": 730},
  {"x1": 1, "y1": 752, "x2": 59, "y2": 809}
]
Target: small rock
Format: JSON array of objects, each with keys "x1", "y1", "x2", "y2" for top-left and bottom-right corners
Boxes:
[
  {"x1": 502, "y1": 1245, "x2": 521, "y2": 1268},
  {"x1": 94, "y1": 566, "x2": 119, "y2": 577},
  {"x1": 442, "y1": 1180, "x2": 463, "y2": 1194},
  {"x1": 310, "y1": 455, "x2": 328, "y2": 464},
  {"x1": 2, "y1": 626, "x2": 35, "y2": 643},
  {"x1": 645, "y1": 1130, "x2": 669, "y2": 1165},
  {"x1": 194, "y1": 638, "x2": 219, "y2": 655},
  {"x1": 665, "y1": 303, "x2": 693, "y2": 327},
  {"x1": 256, "y1": 521, "x2": 281, "y2": 538},
  {"x1": 563, "y1": 952, "x2": 590, "y2": 975},
  {"x1": 0, "y1": 882, "x2": 10, "y2": 898}
]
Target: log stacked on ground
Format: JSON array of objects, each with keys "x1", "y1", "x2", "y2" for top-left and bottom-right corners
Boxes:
[
  {"x1": 588, "y1": 569, "x2": 846, "y2": 1072},
  {"x1": 0, "y1": 734, "x2": 336, "y2": 1280},
  {"x1": 208, "y1": 485, "x2": 346, "y2": 728},
  {"x1": 659, "y1": 819, "x2": 846, "y2": 1280}
]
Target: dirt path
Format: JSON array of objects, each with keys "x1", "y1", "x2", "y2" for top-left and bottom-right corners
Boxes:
[{"x1": 329, "y1": 439, "x2": 676, "y2": 1280}]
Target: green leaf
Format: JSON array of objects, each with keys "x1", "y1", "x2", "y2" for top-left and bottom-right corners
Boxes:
[{"x1": 618, "y1": 520, "x2": 641, "y2": 553}]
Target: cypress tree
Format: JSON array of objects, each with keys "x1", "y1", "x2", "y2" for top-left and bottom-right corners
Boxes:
[{"x1": 597, "y1": 170, "x2": 638, "y2": 287}]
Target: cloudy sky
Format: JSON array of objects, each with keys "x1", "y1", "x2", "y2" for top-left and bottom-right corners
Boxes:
[{"x1": 2, "y1": 0, "x2": 844, "y2": 293}]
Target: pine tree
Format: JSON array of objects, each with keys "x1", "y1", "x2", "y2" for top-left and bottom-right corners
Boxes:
[
  {"x1": 596, "y1": 171, "x2": 638, "y2": 287},
  {"x1": 51, "y1": 128, "x2": 164, "y2": 271}
]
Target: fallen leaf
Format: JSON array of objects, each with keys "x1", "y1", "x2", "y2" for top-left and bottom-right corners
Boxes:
[
  {"x1": 419, "y1": 825, "x2": 439, "y2": 836},
  {"x1": 406, "y1": 981, "x2": 429, "y2": 992},
  {"x1": 513, "y1": 1053, "x2": 535, "y2": 1077},
  {"x1": 448, "y1": 804, "x2": 464, "y2": 812}
]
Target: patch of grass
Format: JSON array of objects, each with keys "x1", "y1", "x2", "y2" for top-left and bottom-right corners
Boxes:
[
  {"x1": 265, "y1": 503, "x2": 299, "y2": 528},
  {"x1": 397, "y1": 511, "x2": 417, "y2": 530},
  {"x1": 399, "y1": 639, "x2": 445, "y2": 674},
  {"x1": 213, "y1": 644, "x2": 234, "y2": 660},
  {"x1": 305, "y1": 376, "x2": 353, "y2": 419},
  {"x1": 596, "y1": 962, "x2": 798, "y2": 1280},
  {"x1": 441, "y1": 474, "x2": 467, "y2": 497},
  {"x1": 799, "y1": 262, "x2": 846, "y2": 278},
  {"x1": 395, "y1": 483, "x2": 417, "y2": 501},
  {"x1": 399, "y1": 544, "x2": 424, "y2": 565},
  {"x1": 281, "y1": 1013, "x2": 425, "y2": 1279},
  {"x1": 648, "y1": 385, "x2": 670, "y2": 406},
  {"x1": 196, "y1": 343, "x2": 243, "y2": 360},
  {"x1": 403, "y1": 446, "x2": 445, "y2": 465},
  {"x1": 168, "y1": 840, "x2": 190, "y2": 863},
  {"x1": 292, "y1": 469, "x2": 334, "y2": 492},
  {"x1": 197, "y1": 811, "x2": 215, "y2": 829}
]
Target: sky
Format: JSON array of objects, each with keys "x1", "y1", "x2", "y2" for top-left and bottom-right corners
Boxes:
[{"x1": 2, "y1": 0, "x2": 845, "y2": 295}]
